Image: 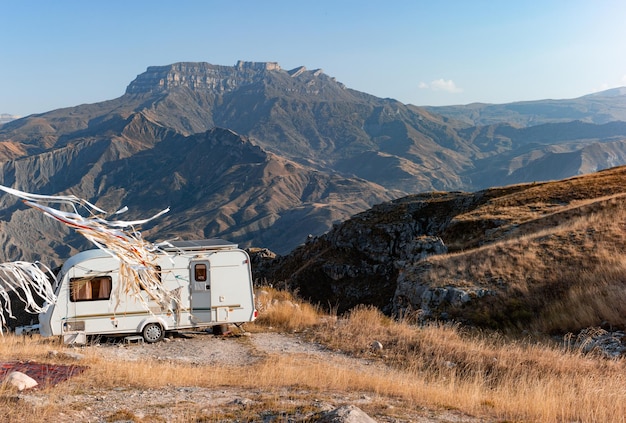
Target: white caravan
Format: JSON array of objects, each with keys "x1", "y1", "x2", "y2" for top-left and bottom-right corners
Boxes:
[{"x1": 38, "y1": 239, "x2": 257, "y2": 343}]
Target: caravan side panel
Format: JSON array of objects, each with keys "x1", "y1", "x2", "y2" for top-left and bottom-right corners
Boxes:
[{"x1": 207, "y1": 249, "x2": 256, "y2": 324}]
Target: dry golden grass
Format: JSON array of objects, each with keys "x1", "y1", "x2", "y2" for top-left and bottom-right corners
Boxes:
[
  {"x1": 404, "y1": 191, "x2": 626, "y2": 333},
  {"x1": 6, "y1": 169, "x2": 626, "y2": 421},
  {"x1": 251, "y1": 286, "x2": 322, "y2": 332},
  {"x1": 0, "y1": 296, "x2": 625, "y2": 422},
  {"x1": 311, "y1": 305, "x2": 626, "y2": 422}
]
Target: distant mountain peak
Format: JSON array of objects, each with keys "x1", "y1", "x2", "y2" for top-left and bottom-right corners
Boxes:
[
  {"x1": 0, "y1": 113, "x2": 19, "y2": 125},
  {"x1": 583, "y1": 86, "x2": 626, "y2": 98}
]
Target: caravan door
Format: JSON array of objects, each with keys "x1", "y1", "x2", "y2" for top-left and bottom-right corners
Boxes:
[{"x1": 189, "y1": 260, "x2": 212, "y2": 323}]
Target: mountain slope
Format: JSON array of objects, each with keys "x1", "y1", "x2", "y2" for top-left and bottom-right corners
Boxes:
[
  {"x1": 3, "y1": 62, "x2": 626, "y2": 193},
  {"x1": 0, "y1": 119, "x2": 396, "y2": 264}
]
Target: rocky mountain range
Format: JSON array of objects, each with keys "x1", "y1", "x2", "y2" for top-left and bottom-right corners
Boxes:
[{"x1": 0, "y1": 61, "x2": 626, "y2": 266}]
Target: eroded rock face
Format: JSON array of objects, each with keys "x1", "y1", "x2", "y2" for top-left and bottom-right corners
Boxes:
[
  {"x1": 126, "y1": 62, "x2": 275, "y2": 95},
  {"x1": 258, "y1": 194, "x2": 466, "y2": 313},
  {"x1": 256, "y1": 189, "x2": 528, "y2": 318}
]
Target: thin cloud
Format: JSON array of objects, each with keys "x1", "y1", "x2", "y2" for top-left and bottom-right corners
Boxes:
[{"x1": 418, "y1": 78, "x2": 463, "y2": 93}]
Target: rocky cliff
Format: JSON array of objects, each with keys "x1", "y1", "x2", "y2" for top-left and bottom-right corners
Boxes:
[{"x1": 126, "y1": 61, "x2": 282, "y2": 95}]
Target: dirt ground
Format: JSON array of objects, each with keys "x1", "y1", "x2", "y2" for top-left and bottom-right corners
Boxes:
[{"x1": 14, "y1": 330, "x2": 491, "y2": 422}]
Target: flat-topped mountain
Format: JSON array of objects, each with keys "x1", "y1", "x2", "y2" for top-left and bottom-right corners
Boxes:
[{"x1": 126, "y1": 61, "x2": 322, "y2": 96}]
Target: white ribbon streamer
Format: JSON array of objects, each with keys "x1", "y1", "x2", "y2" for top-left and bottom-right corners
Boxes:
[{"x1": 0, "y1": 185, "x2": 173, "y2": 330}]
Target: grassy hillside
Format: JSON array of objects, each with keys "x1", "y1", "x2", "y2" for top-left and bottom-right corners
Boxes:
[
  {"x1": 263, "y1": 165, "x2": 626, "y2": 335},
  {"x1": 400, "y1": 165, "x2": 626, "y2": 333}
]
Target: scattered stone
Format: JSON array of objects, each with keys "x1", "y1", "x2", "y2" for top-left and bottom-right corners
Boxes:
[
  {"x1": 230, "y1": 397, "x2": 253, "y2": 406},
  {"x1": 311, "y1": 405, "x2": 378, "y2": 423},
  {"x1": 568, "y1": 327, "x2": 626, "y2": 357},
  {"x1": 370, "y1": 341, "x2": 383, "y2": 352},
  {"x1": 4, "y1": 371, "x2": 38, "y2": 391}
]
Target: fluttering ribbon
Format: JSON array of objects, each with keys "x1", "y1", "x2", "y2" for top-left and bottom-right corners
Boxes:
[
  {"x1": 0, "y1": 261, "x2": 57, "y2": 330},
  {"x1": 0, "y1": 185, "x2": 172, "y2": 330}
]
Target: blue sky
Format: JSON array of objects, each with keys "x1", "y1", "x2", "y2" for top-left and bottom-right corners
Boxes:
[{"x1": 2, "y1": 0, "x2": 626, "y2": 116}]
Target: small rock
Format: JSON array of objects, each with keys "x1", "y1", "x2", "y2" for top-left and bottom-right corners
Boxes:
[
  {"x1": 230, "y1": 397, "x2": 253, "y2": 406},
  {"x1": 370, "y1": 340, "x2": 383, "y2": 352},
  {"x1": 61, "y1": 351, "x2": 86, "y2": 361},
  {"x1": 5, "y1": 371, "x2": 38, "y2": 391},
  {"x1": 312, "y1": 405, "x2": 377, "y2": 423}
]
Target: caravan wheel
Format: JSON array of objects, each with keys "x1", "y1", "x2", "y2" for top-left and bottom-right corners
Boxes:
[{"x1": 142, "y1": 323, "x2": 164, "y2": 343}]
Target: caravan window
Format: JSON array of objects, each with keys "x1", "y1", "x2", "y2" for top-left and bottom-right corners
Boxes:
[
  {"x1": 70, "y1": 276, "x2": 112, "y2": 302},
  {"x1": 194, "y1": 264, "x2": 207, "y2": 281}
]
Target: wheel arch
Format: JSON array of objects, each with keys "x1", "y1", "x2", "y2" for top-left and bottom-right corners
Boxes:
[{"x1": 137, "y1": 316, "x2": 169, "y2": 334}]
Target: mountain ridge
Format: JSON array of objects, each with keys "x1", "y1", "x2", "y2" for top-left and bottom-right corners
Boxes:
[
  {"x1": 0, "y1": 61, "x2": 626, "y2": 265},
  {"x1": 424, "y1": 87, "x2": 626, "y2": 126}
]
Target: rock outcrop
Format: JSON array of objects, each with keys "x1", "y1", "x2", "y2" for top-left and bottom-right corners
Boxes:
[
  {"x1": 258, "y1": 192, "x2": 470, "y2": 313},
  {"x1": 311, "y1": 405, "x2": 378, "y2": 423}
]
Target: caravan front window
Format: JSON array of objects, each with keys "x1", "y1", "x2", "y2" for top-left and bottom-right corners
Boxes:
[
  {"x1": 194, "y1": 264, "x2": 207, "y2": 281},
  {"x1": 70, "y1": 276, "x2": 112, "y2": 302}
]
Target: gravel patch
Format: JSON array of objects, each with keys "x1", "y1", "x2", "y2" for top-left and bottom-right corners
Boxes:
[{"x1": 92, "y1": 331, "x2": 258, "y2": 366}]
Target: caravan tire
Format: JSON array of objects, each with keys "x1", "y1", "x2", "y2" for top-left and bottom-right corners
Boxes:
[{"x1": 142, "y1": 323, "x2": 164, "y2": 343}]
